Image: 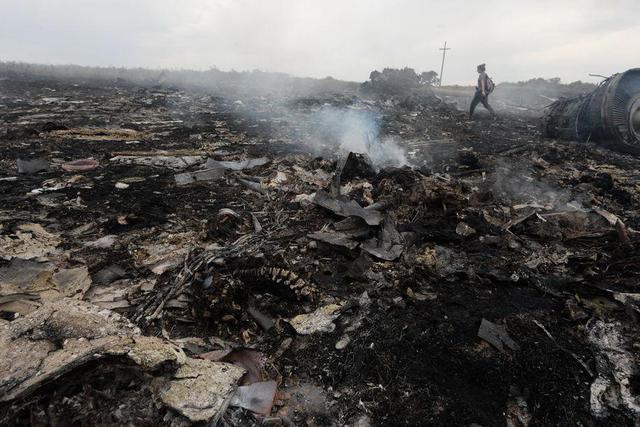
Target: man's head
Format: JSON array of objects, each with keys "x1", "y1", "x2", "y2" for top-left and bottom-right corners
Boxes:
[{"x1": 477, "y1": 63, "x2": 486, "y2": 73}]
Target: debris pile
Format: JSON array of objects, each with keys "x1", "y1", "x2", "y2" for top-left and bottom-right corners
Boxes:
[{"x1": 1, "y1": 72, "x2": 640, "y2": 425}]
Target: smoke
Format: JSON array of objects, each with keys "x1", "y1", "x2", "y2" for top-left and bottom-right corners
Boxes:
[
  {"x1": 304, "y1": 106, "x2": 408, "y2": 169},
  {"x1": 491, "y1": 159, "x2": 587, "y2": 211},
  {"x1": 223, "y1": 93, "x2": 409, "y2": 168}
]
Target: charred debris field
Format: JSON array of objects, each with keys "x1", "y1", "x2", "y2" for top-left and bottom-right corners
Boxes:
[{"x1": 1, "y1": 74, "x2": 640, "y2": 426}]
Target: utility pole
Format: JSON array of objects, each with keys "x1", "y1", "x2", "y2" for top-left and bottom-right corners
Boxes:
[{"x1": 439, "y1": 41, "x2": 451, "y2": 87}]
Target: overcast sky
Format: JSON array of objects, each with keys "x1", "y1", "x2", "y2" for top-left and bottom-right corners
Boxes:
[{"x1": 1, "y1": 0, "x2": 639, "y2": 85}]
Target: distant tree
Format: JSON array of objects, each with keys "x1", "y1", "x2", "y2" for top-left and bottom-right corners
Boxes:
[
  {"x1": 362, "y1": 67, "x2": 436, "y2": 94},
  {"x1": 419, "y1": 71, "x2": 439, "y2": 86}
]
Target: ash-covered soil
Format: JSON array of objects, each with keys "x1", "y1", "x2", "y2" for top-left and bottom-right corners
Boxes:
[{"x1": 1, "y1": 75, "x2": 639, "y2": 426}]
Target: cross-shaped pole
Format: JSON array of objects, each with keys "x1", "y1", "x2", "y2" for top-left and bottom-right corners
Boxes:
[{"x1": 439, "y1": 41, "x2": 451, "y2": 87}]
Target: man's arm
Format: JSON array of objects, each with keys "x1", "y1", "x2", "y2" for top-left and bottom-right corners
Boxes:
[{"x1": 480, "y1": 74, "x2": 486, "y2": 96}]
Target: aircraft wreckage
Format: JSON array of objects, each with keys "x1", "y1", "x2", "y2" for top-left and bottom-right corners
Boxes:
[{"x1": 543, "y1": 68, "x2": 640, "y2": 149}]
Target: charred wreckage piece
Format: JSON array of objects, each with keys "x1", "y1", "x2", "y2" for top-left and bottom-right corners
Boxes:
[
  {"x1": 235, "y1": 266, "x2": 318, "y2": 301},
  {"x1": 543, "y1": 68, "x2": 640, "y2": 149}
]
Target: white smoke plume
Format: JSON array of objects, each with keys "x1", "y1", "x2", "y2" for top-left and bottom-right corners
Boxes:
[{"x1": 305, "y1": 106, "x2": 408, "y2": 169}]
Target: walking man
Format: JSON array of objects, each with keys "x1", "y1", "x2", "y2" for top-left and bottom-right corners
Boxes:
[{"x1": 470, "y1": 63, "x2": 496, "y2": 119}]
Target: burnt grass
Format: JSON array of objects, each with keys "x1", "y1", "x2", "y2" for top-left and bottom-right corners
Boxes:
[
  {"x1": 2, "y1": 74, "x2": 640, "y2": 426},
  {"x1": 294, "y1": 281, "x2": 590, "y2": 425}
]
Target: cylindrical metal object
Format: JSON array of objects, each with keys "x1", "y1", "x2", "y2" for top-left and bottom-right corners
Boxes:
[
  {"x1": 631, "y1": 96, "x2": 640, "y2": 142},
  {"x1": 542, "y1": 68, "x2": 640, "y2": 147}
]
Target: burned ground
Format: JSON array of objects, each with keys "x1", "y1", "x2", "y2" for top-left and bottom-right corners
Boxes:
[{"x1": 1, "y1": 75, "x2": 639, "y2": 426}]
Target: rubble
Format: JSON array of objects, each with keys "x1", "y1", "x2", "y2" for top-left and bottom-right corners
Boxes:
[
  {"x1": 50, "y1": 127, "x2": 143, "y2": 141},
  {"x1": 360, "y1": 218, "x2": 404, "y2": 260},
  {"x1": 0, "y1": 223, "x2": 61, "y2": 260},
  {"x1": 312, "y1": 190, "x2": 383, "y2": 225},
  {"x1": 1, "y1": 70, "x2": 640, "y2": 425},
  {"x1": 61, "y1": 158, "x2": 99, "y2": 172},
  {"x1": 17, "y1": 157, "x2": 49, "y2": 174},
  {"x1": 207, "y1": 156, "x2": 270, "y2": 171},
  {"x1": 175, "y1": 167, "x2": 224, "y2": 185},
  {"x1": 588, "y1": 321, "x2": 640, "y2": 418},
  {"x1": 0, "y1": 299, "x2": 245, "y2": 424},
  {"x1": 478, "y1": 318, "x2": 520, "y2": 352},
  {"x1": 288, "y1": 303, "x2": 344, "y2": 335},
  {"x1": 158, "y1": 359, "x2": 245, "y2": 423},
  {"x1": 111, "y1": 154, "x2": 206, "y2": 170},
  {"x1": 84, "y1": 234, "x2": 117, "y2": 248},
  {"x1": 229, "y1": 380, "x2": 278, "y2": 414}
]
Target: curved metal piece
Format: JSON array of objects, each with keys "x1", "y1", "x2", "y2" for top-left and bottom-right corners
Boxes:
[
  {"x1": 630, "y1": 97, "x2": 640, "y2": 141},
  {"x1": 542, "y1": 68, "x2": 640, "y2": 148}
]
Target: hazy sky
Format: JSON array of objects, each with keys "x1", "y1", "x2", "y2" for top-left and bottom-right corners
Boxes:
[{"x1": 1, "y1": 0, "x2": 639, "y2": 85}]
